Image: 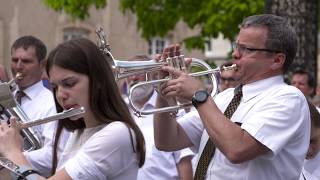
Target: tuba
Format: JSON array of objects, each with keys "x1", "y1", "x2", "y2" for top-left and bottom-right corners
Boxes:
[{"x1": 95, "y1": 27, "x2": 237, "y2": 116}]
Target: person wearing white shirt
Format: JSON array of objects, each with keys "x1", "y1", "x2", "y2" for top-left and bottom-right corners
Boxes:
[
  {"x1": 134, "y1": 91, "x2": 194, "y2": 180},
  {"x1": 299, "y1": 105, "x2": 320, "y2": 180},
  {"x1": 9, "y1": 36, "x2": 68, "y2": 177},
  {"x1": 0, "y1": 38, "x2": 146, "y2": 180},
  {"x1": 127, "y1": 55, "x2": 194, "y2": 180},
  {"x1": 154, "y1": 14, "x2": 310, "y2": 180},
  {"x1": 290, "y1": 69, "x2": 320, "y2": 180}
]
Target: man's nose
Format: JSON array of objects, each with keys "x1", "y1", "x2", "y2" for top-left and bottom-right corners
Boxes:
[{"x1": 15, "y1": 60, "x2": 24, "y2": 69}]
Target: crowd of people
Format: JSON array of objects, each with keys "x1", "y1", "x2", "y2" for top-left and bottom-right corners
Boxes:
[{"x1": 0, "y1": 13, "x2": 318, "y2": 180}]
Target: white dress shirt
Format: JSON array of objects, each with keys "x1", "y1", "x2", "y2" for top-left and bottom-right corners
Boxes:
[
  {"x1": 16, "y1": 81, "x2": 69, "y2": 176},
  {"x1": 300, "y1": 152, "x2": 320, "y2": 180},
  {"x1": 299, "y1": 107, "x2": 320, "y2": 180},
  {"x1": 179, "y1": 75, "x2": 311, "y2": 180},
  {"x1": 136, "y1": 91, "x2": 194, "y2": 180},
  {"x1": 58, "y1": 122, "x2": 139, "y2": 180}
]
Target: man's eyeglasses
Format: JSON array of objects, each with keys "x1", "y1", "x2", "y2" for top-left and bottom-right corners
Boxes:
[{"x1": 232, "y1": 42, "x2": 280, "y2": 55}]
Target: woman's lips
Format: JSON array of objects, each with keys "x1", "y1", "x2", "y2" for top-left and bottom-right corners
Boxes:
[{"x1": 63, "y1": 104, "x2": 78, "y2": 110}]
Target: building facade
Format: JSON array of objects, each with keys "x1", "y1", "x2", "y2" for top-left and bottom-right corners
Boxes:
[{"x1": 0, "y1": 0, "x2": 233, "y2": 78}]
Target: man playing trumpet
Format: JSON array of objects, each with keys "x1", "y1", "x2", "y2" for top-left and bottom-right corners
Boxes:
[
  {"x1": 1, "y1": 36, "x2": 68, "y2": 177},
  {"x1": 154, "y1": 14, "x2": 310, "y2": 180}
]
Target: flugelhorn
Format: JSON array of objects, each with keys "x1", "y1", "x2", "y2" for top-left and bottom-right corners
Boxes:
[
  {"x1": 128, "y1": 63, "x2": 237, "y2": 115},
  {"x1": 95, "y1": 27, "x2": 237, "y2": 116}
]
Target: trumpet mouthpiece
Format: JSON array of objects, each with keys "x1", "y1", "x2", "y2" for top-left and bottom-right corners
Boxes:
[
  {"x1": 15, "y1": 73, "x2": 23, "y2": 80},
  {"x1": 222, "y1": 64, "x2": 238, "y2": 71}
]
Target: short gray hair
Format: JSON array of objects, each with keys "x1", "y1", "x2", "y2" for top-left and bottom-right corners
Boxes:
[{"x1": 240, "y1": 14, "x2": 298, "y2": 73}]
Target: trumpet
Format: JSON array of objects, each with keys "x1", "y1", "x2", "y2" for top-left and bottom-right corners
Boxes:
[
  {"x1": 128, "y1": 62, "x2": 237, "y2": 116},
  {"x1": 6, "y1": 72, "x2": 23, "y2": 89},
  {"x1": 96, "y1": 27, "x2": 237, "y2": 116}
]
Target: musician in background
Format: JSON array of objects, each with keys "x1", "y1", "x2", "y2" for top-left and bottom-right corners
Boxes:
[
  {"x1": 126, "y1": 55, "x2": 194, "y2": 180},
  {"x1": 9, "y1": 36, "x2": 68, "y2": 176},
  {"x1": 299, "y1": 101, "x2": 320, "y2": 180},
  {"x1": 0, "y1": 38, "x2": 145, "y2": 179},
  {"x1": 289, "y1": 69, "x2": 320, "y2": 180},
  {"x1": 290, "y1": 69, "x2": 316, "y2": 100},
  {"x1": 219, "y1": 62, "x2": 239, "y2": 92}
]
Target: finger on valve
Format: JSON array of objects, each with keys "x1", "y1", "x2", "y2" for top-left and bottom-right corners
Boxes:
[{"x1": 9, "y1": 116, "x2": 18, "y2": 129}]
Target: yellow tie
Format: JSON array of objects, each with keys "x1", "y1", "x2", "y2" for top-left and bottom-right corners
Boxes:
[{"x1": 194, "y1": 85, "x2": 243, "y2": 180}]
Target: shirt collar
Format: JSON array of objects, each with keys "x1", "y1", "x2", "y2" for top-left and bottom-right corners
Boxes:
[
  {"x1": 142, "y1": 91, "x2": 157, "y2": 110},
  {"x1": 242, "y1": 75, "x2": 284, "y2": 103},
  {"x1": 16, "y1": 80, "x2": 44, "y2": 100}
]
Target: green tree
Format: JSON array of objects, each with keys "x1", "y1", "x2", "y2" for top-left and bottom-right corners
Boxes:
[
  {"x1": 42, "y1": 0, "x2": 107, "y2": 20},
  {"x1": 265, "y1": 0, "x2": 319, "y2": 81},
  {"x1": 120, "y1": 0, "x2": 264, "y2": 50},
  {"x1": 42, "y1": 0, "x2": 264, "y2": 50}
]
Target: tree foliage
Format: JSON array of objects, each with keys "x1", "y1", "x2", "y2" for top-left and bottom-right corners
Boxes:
[
  {"x1": 42, "y1": 0, "x2": 107, "y2": 20},
  {"x1": 42, "y1": 0, "x2": 264, "y2": 50},
  {"x1": 119, "y1": 0, "x2": 265, "y2": 50}
]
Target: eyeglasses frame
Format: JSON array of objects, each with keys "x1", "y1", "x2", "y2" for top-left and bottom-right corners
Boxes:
[{"x1": 232, "y1": 42, "x2": 281, "y2": 55}]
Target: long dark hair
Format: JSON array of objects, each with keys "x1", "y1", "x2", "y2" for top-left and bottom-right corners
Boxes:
[{"x1": 46, "y1": 38, "x2": 145, "y2": 175}]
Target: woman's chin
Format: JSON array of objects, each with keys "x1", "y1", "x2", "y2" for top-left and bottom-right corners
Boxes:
[{"x1": 69, "y1": 115, "x2": 83, "y2": 121}]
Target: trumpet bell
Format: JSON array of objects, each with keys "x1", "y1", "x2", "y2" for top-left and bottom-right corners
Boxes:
[{"x1": 128, "y1": 58, "x2": 221, "y2": 116}]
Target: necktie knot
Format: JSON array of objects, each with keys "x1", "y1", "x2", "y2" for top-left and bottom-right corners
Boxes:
[
  {"x1": 234, "y1": 85, "x2": 243, "y2": 96},
  {"x1": 16, "y1": 90, "x2": 26, "y2": 105}
]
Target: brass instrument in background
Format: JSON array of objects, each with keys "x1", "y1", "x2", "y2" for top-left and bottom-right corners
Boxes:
[
  {"x1": 0, "y1": 73, "x2": 42, "y2": 151},
  {"x1": 0, "y1": 73, "x2": 86, "y2": 151},
  {"x1": 96, "y1": 27, "x2": 237, "y2": 116}
]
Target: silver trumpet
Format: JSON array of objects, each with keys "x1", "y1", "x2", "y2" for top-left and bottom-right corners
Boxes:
[
  {"x1": 96, "y1": 27, "x2": 237, "y2": 116},
  {"x1": 128, "y1": 63, "x2": 237, "y2": 116}
]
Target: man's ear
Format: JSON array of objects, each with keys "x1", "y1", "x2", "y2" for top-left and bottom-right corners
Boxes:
[
  {"x1": 40, "y1": 59, "x2": 47, "y2": 70},
  {"x1": 270, "y1": 53, "x2": 286, "y2": 70}
]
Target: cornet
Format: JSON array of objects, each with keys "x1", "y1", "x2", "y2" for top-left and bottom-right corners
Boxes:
[{"x1": 96, "y1": 27, "x2": 237, "y2": 116}]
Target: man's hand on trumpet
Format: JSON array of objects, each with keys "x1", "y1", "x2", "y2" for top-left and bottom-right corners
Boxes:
[
  {"x1": 156, "y1": 44, "x2": 204, "y2": 102},
  {"x1": 159, "y1": 66, "x2": 204, "y2": 102}
]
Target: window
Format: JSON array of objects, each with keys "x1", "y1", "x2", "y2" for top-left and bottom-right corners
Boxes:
[
  {"x1": 204, "y1": 35, "x2": 231, "y2": 58},
  {"x1": 148, "y1": 38, "x2": 169, "y2": 55},
  {"x1": 63, "y1": 27, "x2": 90, "y2": 41}
]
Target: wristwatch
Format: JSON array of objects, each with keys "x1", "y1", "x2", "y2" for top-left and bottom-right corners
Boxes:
[{"x1": 192, "y1": 90, "x2": 209, "y2": 108}]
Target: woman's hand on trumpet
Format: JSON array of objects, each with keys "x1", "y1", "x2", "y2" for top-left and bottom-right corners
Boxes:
[{"x1": 0, "y1": 117, "x2": 23, "y2": 158}]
